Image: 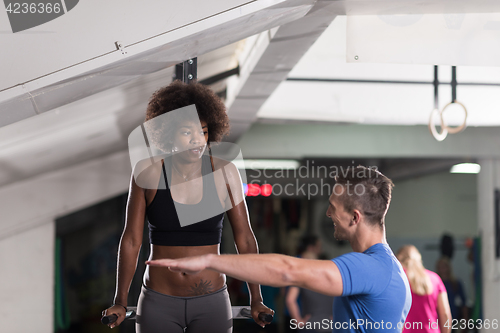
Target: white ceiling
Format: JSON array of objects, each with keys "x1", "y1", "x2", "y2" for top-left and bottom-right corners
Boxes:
[
  {"x1": 0, "y1": 44, "x2": 246, "y2": 187},
  {"x1": 258, "y1": 16, "x2": 500, "y2": 127},
  {"x1": 0, "y1": 0, "x2": 315, "y2": 188},
  {"x1": 4, "y1": 0, "x2": 500, "y2": 191}
]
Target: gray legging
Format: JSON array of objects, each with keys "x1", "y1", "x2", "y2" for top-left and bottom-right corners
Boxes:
[{"x1": 136, "y1": 284, "x2": 233, "y2": 333}]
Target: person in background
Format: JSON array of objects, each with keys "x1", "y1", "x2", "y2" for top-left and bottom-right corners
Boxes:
[
  {"x1": 436, "y1": 256, "x2": 469, "y2": 332},
  {"x1": 397, "y1": 245, "x2": 452, "y2": 333},
  {"x1": 285, "y1": 235, "x2": 333, "y2": 332}
]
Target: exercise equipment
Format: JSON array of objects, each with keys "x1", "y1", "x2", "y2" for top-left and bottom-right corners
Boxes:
[
  {"x1": 101, "y1": 305, "x2": 274, "y2": 325},
  {"x1": 428, "y1": 66, "x2": 468, "y2": 141}
]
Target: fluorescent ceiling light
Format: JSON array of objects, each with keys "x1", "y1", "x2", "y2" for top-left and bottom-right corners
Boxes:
[
  {"x1": 450, "y1": 163, "x2": 481, "y2": 174},
  {"x1": 233, "y1": 159, "x2": 300, "y2": 170}
]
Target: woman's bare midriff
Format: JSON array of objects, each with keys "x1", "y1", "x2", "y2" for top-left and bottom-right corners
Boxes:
[{"x1": 144, "y1": 244, "x2": 226, "y2": 297}]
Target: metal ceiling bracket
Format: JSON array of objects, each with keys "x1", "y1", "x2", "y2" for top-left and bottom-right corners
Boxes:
[
  {"x1": 174, "y1": 58, "x2": 197, "y2": 83},
  {"x1": 115, "y1": 41, "x2": 127, "y2": 55}
]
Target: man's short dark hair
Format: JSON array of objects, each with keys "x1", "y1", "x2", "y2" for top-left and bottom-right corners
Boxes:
[{"x1": 334, "y1": 166, "x2": 394, "y2": 227}]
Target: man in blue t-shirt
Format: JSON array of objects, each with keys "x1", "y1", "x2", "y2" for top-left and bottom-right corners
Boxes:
[{"x1": 147, "y1": 166, "x2": 412, "y2": 332}]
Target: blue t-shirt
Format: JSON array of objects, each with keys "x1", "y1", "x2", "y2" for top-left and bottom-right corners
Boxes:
[{"x1": 331, "y1": 243, "x2": 411, "y2": 333}]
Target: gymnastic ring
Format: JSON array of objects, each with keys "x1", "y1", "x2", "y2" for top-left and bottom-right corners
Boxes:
[
  {"x1": 440, "y1": 100, "x2": 468, "y2": 134},
  {"x1": 428, "y1": 108, "x2": 448, "y2": 142}
]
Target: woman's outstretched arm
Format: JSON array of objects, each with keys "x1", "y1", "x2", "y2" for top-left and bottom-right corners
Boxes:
[{"x1": 147, "y1": 253, "x2": 343, "y2": 297}]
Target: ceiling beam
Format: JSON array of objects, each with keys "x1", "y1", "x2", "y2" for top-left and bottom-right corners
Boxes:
[
  {"x1": 226, "y1": 0, "x2": 338, "y2": 142},
  {"x1": 237, "y1": 123, "x2": 500, "y2": 159}
]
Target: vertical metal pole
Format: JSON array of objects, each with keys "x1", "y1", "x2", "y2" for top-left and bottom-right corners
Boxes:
[
  {"x1": 451, "y1": 66, "x2": 457, "y2": 103},
  {"x1": 433, "y1": 65, "x2": 439, "y2": 109},
  {"x1": 174, "y1": 58, "x2": 198, "y2": 83},
  {"x1": 495, "y1": 190, "x2": 500, "y2": 258}
]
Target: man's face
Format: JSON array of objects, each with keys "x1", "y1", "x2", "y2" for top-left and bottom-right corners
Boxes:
[{"x1": 326, "y1": 190, "x2": 352, "y2": 241}]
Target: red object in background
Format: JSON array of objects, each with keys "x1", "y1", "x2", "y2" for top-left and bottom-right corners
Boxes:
[
  {"x1": 261, "y1": 184, "x2": 272, "y2": 197},
  {"x1": 247, "y1": 184, "x2": 261, "y2": 196},
  {"x1": 245, "y1": 183, "x2": 273, "y2": 197},
  {"x1": 465, "y1": 237, "x2": 473, "y2": 249}
]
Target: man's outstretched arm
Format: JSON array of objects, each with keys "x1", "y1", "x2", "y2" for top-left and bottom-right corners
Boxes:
[{"x1": 146, "y1": 253, "x2": 343, "y2": 297}]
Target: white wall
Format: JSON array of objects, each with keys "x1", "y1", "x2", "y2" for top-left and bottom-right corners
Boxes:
[
  {"x1": 0, "y1": 150, "x2": 131, "y2": 332},
  {"x1": 477, "y1": 159, "x2": 500, "y2": 331},
  {"x1": 0, "y1": 221, "x2": 54, "y2": 333},
  {"x1": 387, "y1": 172, "x2": 477, "y2": 238}
]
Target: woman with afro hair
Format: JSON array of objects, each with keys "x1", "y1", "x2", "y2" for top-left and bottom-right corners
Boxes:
[{"x1": 102, "y1": 80, "x2": 273, "y2": 332}]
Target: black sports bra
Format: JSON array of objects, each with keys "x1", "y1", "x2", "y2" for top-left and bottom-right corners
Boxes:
[{"x1": 146, "y1": 155, "x2": 225, "y2": 246}]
